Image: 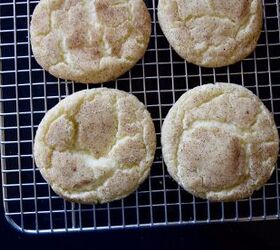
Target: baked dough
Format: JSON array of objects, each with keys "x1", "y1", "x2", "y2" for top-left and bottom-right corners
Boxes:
[
  {"x1": 161, "y1": 83, "x2": 279, "y2": 201},
  {"x1": 157, "y1": 0, "x2": 262, "y2": 67},
  {"x1": 34, "y1": 88, "x2": 156, "y2": 204},
  {"x1": 30, "y1": 0, "x2": 151, "y2": 83}
]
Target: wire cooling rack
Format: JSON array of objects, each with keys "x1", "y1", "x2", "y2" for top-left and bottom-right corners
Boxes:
[{"x1": 0, "y1": 0, "x2": 280, "y2": 234}]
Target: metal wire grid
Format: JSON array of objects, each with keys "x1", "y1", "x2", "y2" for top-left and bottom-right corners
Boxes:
[{"x1": 0, "y1": 0, "x2": 280, "y2": 233}]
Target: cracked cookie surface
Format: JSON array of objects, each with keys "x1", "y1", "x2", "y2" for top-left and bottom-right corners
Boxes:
[
  {"x1": 157, "y1": 0, "x2": 262, "y2": 67},
  {"x1": 34, "y1": 88, "x2": 156, "y2": 204},
  {"x1": 30, "y1": 0, "x2": 151, "y2": 83},
  {"x1": 161, "y1": 83, "x2": 279, "y2": 201}
]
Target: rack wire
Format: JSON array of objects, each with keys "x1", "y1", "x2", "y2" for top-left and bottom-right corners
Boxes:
[{"x1": 0, "y1": 0, "x2": 280, "y2": 233}]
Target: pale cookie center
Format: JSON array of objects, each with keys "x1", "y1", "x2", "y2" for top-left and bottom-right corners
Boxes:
[{"x1": 178, "y1": 127, "x2": 248, "y2": 191}]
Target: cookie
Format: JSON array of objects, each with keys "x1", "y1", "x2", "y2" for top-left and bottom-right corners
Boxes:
[
  {"x1": 158, "y1": 0, "x2": 262, "y2": 67},
  {"x1": 34, "y1": 88, "x2": 156, "y2": 204},
  {"x1": 161, "y1": 83, "x2": 279, "y2": 201},
  {"x1": 30, "y1": 0, "x2": 151, "y2": 83}
]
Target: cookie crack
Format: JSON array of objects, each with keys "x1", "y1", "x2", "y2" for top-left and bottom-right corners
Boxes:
[
  {"x1": 190, "y1": 91, "x2": 224, "y2": 110},
  {"x1": 108, "y1": 135, "x2": 140, "y2": 154},
  {"x1": 186, "y1": 120, "x2": 247, "y2": 135},
  {"x1": 72, "y1": 169, "x2": 115, "y2": 193},
  {"x1": 249, "y1": 105, "x2": 264, "y2": 128},
  {"x1": 184, "y1": 14, "x2": 236, "y2": 25},
  {"x1": 140, "y1": 118, "x2": 153, "y2": 173},
  {"x1": 110, "y1": 0, "x2": 130, "y2": 7},
  {"x1": 44, "y1": 94, "x2": 88, "y2": 153}
]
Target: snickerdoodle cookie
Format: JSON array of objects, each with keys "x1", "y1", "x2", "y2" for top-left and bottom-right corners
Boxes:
[
  {"x1": 34, "y1": 88, "x2": 156, "y2": 203},
  {"x1": 31, "y1": 0, "x2": 151, "y2": 83},
  {"x1": 161, "y1": 83, "x2": 279, "y2": 201},
  {"x1": 158, "y1": 0, "x2": 262, "y2": 67}
]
